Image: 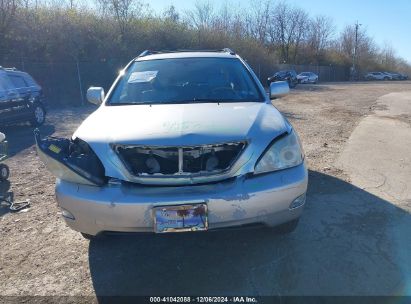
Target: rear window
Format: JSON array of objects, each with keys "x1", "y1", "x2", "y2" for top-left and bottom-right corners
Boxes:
[{"x1": 23, "y1": 74, "x2": 39, "y2": 87}]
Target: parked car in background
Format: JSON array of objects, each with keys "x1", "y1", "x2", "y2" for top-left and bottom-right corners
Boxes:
[
  {"x1": 365, "y1": 72, "x2": 391, "y2": 81},
  {"x1": 385, "y1": 72, "x2": 402, "y2": 80},
  {"x1": 0, "y1": 67, "x2": 46, "y2": 126},
  {"x1": 267, "y1": 70, "x2": 298, "y2": 88},
  {"x1": 36, "y1": 49, "x2": 308, "y2": 239},
  {"x1": 297, "y1": 72, "x2": 318, "y2": 84},
  {"x1": 399, "y1": 73, "x2": 408, "y2": 80},
  {"x1": 382, "y1": 72, "x2": 394, "y2": 80}
]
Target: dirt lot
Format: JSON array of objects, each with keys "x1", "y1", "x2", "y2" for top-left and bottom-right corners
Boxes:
[{"x1": 1, "y1": 81, "x2": 411, "y2": 297}]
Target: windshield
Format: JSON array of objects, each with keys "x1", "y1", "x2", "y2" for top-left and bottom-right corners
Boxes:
[{"x1": 108, "y1": 57, "x2": 263, "y2": 105}]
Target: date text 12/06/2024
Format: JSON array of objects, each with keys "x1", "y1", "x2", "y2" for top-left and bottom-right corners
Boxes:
[{"x1": 149, "y1": 296, "x2": 258, "y2": 303}]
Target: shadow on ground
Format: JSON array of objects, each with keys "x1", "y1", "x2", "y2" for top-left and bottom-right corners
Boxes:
[
  {"x1": 1, "y1": 123, "x2": 55, "y2": 156},
  {"x1": 294, "y1": 84, "x2": 332, "y2": 92},
  {"x1": 88, "y1": 170, "x2": 411, "y2": 297},
  {"x1": 0, "y1": 180, "x2": 11, "y2": 216}
]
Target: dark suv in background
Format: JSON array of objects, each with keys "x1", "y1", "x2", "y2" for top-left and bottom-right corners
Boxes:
[
  {"x1": 267, "y1": 70, "x2": 298, "y2": 88},
  {"x1": 0, "y1": 67, "x2": 46, "y2": 126}
]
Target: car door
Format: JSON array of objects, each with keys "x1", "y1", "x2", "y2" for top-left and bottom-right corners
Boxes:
[
  {"x1": 0, "y1": 74, "x2": 8, "y2": 123},
  {"x1": 6, "y1": 74, "x2": 31, "y2": 120},
  {"x1": 308, "y1": 73, "x2": 314, "y2": 82},
  {"x1": 0, "y1": 73, "x2": 22, "y2": 124}
]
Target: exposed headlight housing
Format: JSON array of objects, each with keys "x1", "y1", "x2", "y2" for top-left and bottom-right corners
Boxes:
[
  {"x1": 34, "y1": 129, "x2": 107, "y2": 186},
  {"x1": 254, "y1": 130, "x2": 304, "y2": 174}
]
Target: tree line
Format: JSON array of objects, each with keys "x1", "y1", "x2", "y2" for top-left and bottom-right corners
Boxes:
[{"x1": 1, "y1": 0, "x2": 410, "y2": 103}]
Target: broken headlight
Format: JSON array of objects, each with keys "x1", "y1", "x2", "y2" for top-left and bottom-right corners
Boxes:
[
  {"x1": 34, "y1": 129, "x2": 107, "y2": 186},
  {"x1": 254, "y1": 130, "x2": 304, "y2": 174}
]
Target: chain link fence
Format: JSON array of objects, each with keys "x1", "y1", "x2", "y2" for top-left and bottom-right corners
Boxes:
[{"x1": 1, "y1": 59, "x2": 349, "y2": 106}]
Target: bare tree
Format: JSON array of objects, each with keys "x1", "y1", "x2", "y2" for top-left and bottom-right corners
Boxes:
[
  {"x1": 185, "y1": 1, "x2": 214, "y2": 30},
  {"x1": 95, "y1": 0, "x2": 144, "y2": 36},
  {"x1": 245, "y1": 0, "x2": 271, "y2": 44},
  {"x1": 163, "y1": 5, "x2": 179, "y2": 23},
  {"x1": 0, "y1": 0, "x2": 21, "y2": 60},
  {"x1": 338, "y1": 24, "x2": 379, "y2": 72},
  {"x1": 269, "y1": 2, "x2": 308, "y2": 63},
  {"x1": 306, "y1": 15, "x2": 335, "y2": 63}
]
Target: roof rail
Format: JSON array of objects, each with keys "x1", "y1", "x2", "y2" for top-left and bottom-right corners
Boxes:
[
  {"x1": 0, "y1": 66, "x2": 18, "y2": 71},
  {"x1": 137, "y1": 48, "x2": 236, "y2": 57}
]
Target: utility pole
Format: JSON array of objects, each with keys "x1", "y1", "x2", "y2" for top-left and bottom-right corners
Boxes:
[{"x1": 352, "y1": 21, "x2": 361, "y2": 81}]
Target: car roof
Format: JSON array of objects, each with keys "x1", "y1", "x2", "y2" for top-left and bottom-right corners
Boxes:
[{"x1": 135, "y1": 51, "x2": 237, "y2": 61}]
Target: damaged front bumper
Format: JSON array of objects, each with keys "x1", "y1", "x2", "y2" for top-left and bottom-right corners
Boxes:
[
  {"x1": 35, "y1": 129, "x2": 308, "y2": 236},
  {"x1": 55, "y1": 163, "x2": 308, "y2": 236}
]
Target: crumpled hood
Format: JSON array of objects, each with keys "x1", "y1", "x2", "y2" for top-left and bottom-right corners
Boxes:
[
  {"x1": 74, "y1": 102, "x2": 288, "y2": 145},
  {"x1": 73, "y1": 102, "x2": 290, "y2": 180}
]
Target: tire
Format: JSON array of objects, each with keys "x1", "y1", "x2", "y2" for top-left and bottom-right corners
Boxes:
[
  {"x1": 383, "y1": 77, "x2": 389, "y2": 81},
  {"x1": 30, "y1": 104, "x2": 46, "y2": 127},
  {"x1": 81, "y1": 232, "x2": 94, "y2": 240},
  {"x1": 0, "y1": 163, "x2": 10, "y2": 181},
  {"x1": 268, "y1": 219, "x2": 300, "y2": 234}
]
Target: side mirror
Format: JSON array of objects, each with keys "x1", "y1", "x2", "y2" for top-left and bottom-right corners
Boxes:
[
  {"x1": 86, "y1": 87, "x2": 104, "y2": 105},
  {"x1": 269, "y1": 81, "x2": 289, "y2": 99}
]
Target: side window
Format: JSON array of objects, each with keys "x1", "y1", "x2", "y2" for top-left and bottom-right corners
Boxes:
[
  {"x1": 8, "y1": 75, "x2": 27, "y2": 89},
  {"x1": 0, "y1": 76, "x2": 5, "y2": 97},
  {"x1": 0, "y1": 74, "x2": 15, "y2": 90},
  {"x1": 0, "y1": 75, "x2": 5, "y2": 91}
]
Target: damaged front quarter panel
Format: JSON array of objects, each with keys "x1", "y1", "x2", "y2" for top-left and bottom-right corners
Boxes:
[{"x1": 34, "y1": 129, "x2": 107, "y2": 186}]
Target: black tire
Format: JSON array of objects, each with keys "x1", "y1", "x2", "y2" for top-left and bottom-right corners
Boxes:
[
  {"x1": 268, "y1": 219, "x2": 300, "y2": 234},
  {"x1": 30, "y1": 104, "x2": 46, "y2": 127},
  {"x1": 383, "y1": 77, "x2": 389, "y2": 81},
  {"x1": 81, "y1": 232, "x2": 94, "y2": 240},
  {"x1": 0, "y1": 163, "x2": 10, "y2": 181}
]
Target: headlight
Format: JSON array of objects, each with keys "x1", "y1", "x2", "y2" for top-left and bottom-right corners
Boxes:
[
  {"x1": 254, "y1": 130, "x2": 304, "y2": 174},
  {"x1": 34, "y1": 129, "x2": 107, "y2": 186}
]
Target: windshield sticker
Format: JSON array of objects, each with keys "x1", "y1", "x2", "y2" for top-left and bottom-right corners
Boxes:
[{"x1": 128, "y1": 71, "x2": 158, "y2": 83}]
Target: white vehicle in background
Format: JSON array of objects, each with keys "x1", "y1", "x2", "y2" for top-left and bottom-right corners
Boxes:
[
  {"x1": 365, "y1": 72, "x2": 391, "y2": 81},
  {"x1": 297, "y1": 72, "x2": 318, "y2": 84},
  {"x1": 384, "y1": 72, "x2": 402, "y2": 80}
]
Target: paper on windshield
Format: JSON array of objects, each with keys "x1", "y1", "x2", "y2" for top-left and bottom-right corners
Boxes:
[{"x1": 128, "y1": 71, "x2": 158, "y2": 83}]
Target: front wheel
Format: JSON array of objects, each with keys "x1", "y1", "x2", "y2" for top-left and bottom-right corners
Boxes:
[
  {"x1": 30, "y1": 104, "x2": 46, "y2": 127},
  {"x1": 0, "y1": 163, "x2": 10, "y2": 181}
]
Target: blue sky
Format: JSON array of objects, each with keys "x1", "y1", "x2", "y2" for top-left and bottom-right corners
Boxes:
[{"x1": 148, "y1": 0, "x2": 411, "y2": 63}]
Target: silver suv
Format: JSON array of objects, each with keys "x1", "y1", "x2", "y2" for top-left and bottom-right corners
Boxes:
[{"x1": 36, "y1": 49, "x2": 308, "y2": 238}]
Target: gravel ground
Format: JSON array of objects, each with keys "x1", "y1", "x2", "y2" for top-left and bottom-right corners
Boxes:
[{"x1": 0, "y1": 81, "x2": 410, "y2": 297}]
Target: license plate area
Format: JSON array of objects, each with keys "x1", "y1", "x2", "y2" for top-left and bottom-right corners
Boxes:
[{"x1": 153, "y1": 203, "x2": 208, "y2": 233}]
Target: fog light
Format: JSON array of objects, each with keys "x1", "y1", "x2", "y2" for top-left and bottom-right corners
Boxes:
[
  {"x1": 61, "y1": 209, "x2": 75, "y2": 220},
  {"x1": 289, "y1": 193, "x2": 306, "y2": 210}
]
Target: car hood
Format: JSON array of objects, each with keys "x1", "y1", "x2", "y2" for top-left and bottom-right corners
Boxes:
[{"x1": 73, "y1": 102, "x2": 290, "y2": 180}]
